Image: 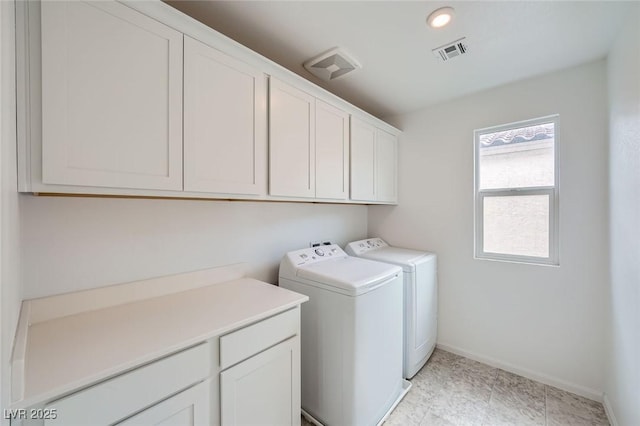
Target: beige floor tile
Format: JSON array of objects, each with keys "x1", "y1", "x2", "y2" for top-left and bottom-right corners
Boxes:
[
  {"x1": 420, "y1": 411, "x2": 458, "y2": 426},
  {"x1": 305, "y1": 349, "x2": 611, "y2": 426},
  {"x1": 426, "y1": 388, "x2": 488, "y2": 426},
  {"x1": 384, "y1": 387, "x2": 430, "y2": 425},
  {"x1": 546, "y1": 386, "x2": 609, "y2": 426}
]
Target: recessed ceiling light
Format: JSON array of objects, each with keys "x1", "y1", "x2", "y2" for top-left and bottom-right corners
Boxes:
[{"x1": 427, "y1": 7, "x2": 455, "y2": 29}]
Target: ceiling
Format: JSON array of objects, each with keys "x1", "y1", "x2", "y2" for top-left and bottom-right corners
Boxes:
[{"x1": 165, "y1": 1, "x2": 634, "y2": 119}]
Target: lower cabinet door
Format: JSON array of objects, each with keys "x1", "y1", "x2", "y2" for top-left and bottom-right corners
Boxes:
[
  {"x1": 220, "y1": 337, "x2": 300, "y2": 426},
  {"x1": 118, "y1": 380, "x2": 210, "y2": 426}
]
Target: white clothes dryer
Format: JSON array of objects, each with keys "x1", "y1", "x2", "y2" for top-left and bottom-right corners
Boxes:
[
  {"x1": 345, "y1": 238, "x2": 437, "y2": 379},
  {"x1": 279, "y1": 244, "x2": 410, "y2": 426}
]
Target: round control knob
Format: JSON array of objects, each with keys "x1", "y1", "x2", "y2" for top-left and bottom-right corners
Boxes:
[{"x1": 314, "y1": 248, "x2": 325, "y2": 256}]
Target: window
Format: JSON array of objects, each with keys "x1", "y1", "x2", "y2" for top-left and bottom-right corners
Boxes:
[{"x1": 474, "y1": 115, "x2": 559, "y2": 265}]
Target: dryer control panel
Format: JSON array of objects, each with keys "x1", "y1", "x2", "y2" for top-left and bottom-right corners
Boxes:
[
  {"x1": 285, "y1": 244, "x2": 347, "y2": 267},
  {"x1": 345, "y1": 238, "x2": 388, "y2": 255}
]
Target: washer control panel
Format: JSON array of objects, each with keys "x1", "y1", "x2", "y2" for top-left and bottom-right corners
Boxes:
[
  {"x1": 287, "y1": 244, "x2": 347, "y2": 266},
  {"x1": 344, "y1": 238, "x2": 388, "y2": 255}
]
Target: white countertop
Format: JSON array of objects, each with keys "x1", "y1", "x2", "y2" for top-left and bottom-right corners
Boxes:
[{"x1": 13, "y1": 273, "x2": 307, "y2": 408}]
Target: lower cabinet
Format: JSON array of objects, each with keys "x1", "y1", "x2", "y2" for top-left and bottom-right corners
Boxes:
[
  {"x1": 43, "y1": 343, "x2": 211, "y2": 426},
  {"x1": 20, "y1": 308, "x2": 302, "y2": 426},
  {"x1": 220, "y1": 337, "x2": 300, "y2": 426},
  {"x1": 118, "y1": 381, "x2": 211, "y2": 426},
  {"x1": 219, "y1": 308, "x2": 301, "y2": 426}
]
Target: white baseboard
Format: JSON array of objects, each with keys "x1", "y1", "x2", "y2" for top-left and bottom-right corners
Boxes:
[
  {"x1": 436, "y1": 342, "x2": 603, "y2": 402},
  {"x1": 603, "y1": 393, "x2": 619, "y2": 426}
]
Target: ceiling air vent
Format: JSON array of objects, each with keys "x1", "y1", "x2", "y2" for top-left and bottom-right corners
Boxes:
[
  {"x1": 432, "y1": 37, "x2": 468, "y2": 61},
  {"x1": 303, "y1": 48, "x2": 361, "y2": 82}
]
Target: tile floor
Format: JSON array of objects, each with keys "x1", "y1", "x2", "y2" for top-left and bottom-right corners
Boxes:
[
  {"x1": 384, "y1": 349, "x2": 609, "y2": 426},
  {"x1": 301, "y1": 348, "x2": 610, "y2": 426}
]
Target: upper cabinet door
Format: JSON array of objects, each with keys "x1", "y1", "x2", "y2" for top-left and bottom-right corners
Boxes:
[
  {"x1": 350, "y1": 118, "x2": 399, "y2": 203},
  {"x1": 183, "y1": 36, "x2": 266, "y2": 195},
  {"x1": 376, "y1": 129, "x2": 398, "y2": 203},
  {"x1": 350, "y1": 118, "x2": 377, "y2": 201},
  {"x1": 315, "y1": 100, "x2": 349, "y2": 200},
  {"x1": 40, "y1": 1, "x2": 183, "y2": 190},
  {"x1": 269, "y1": 78, "x2": 316, "y2": 198}
]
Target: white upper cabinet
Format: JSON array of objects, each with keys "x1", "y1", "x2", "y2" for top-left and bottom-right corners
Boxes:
[
  {"x1": 269, "y1": 79, "x2": 350, "y2": 200},
  {"x1": 350, "y1": 117, "x2": 398, "y2": 203},
  {"x1": 40, "y1": 1, "x2": 183, "y2": 190},
  {"x1": 315, "y1": 100, "x2": 349, "y2": 200},
  {"x1": 183, "y1": 36, "x2": 266, "y2": 196},
  {"x1": 350, "y1": 118, "x2": 377, "y2": 201},
  {"x1": 17, "y1": 1, "x2": 397, "y2": 204},
  {"x1": 376, "y1": 128, "x2": 398, "y2": 203},
  {"x1": 269, "y1": 78, "x2": 316, "y2": 198}
]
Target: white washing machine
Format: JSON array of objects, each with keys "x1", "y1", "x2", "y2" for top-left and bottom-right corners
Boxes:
[
  {"x1": 279, "y1": 244, "x2": 410, "y2": 426},
  {"x1": 345, "y1": 238, "x2": 437, "y2": 379}
]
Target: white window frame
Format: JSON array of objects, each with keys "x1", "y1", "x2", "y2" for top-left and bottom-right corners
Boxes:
[{"x1": 474, "y1": 115, "x2": 559, "y2": 266}]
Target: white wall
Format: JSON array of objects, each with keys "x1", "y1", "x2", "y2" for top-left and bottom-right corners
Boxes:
[
  {"x1": 1, "y1": 0, "x2": 23, "y2": 421},
  {"x1": 605, "y1": 4, "x2": 640, "y2": 425},
  {"x1": 369, "y1": 60, "x2": 609, "y2": 399},
  {"x1": 20, "y1": 196, "x2": 367, "y2": 298}
]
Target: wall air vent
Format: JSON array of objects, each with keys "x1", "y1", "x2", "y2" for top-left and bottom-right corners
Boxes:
[
  {"x1": 432, "y1": 37, "x2": 468, "y2": 61},
  {"x1": 303, "y1": 47, "x2": 361, "y2": 82}
]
